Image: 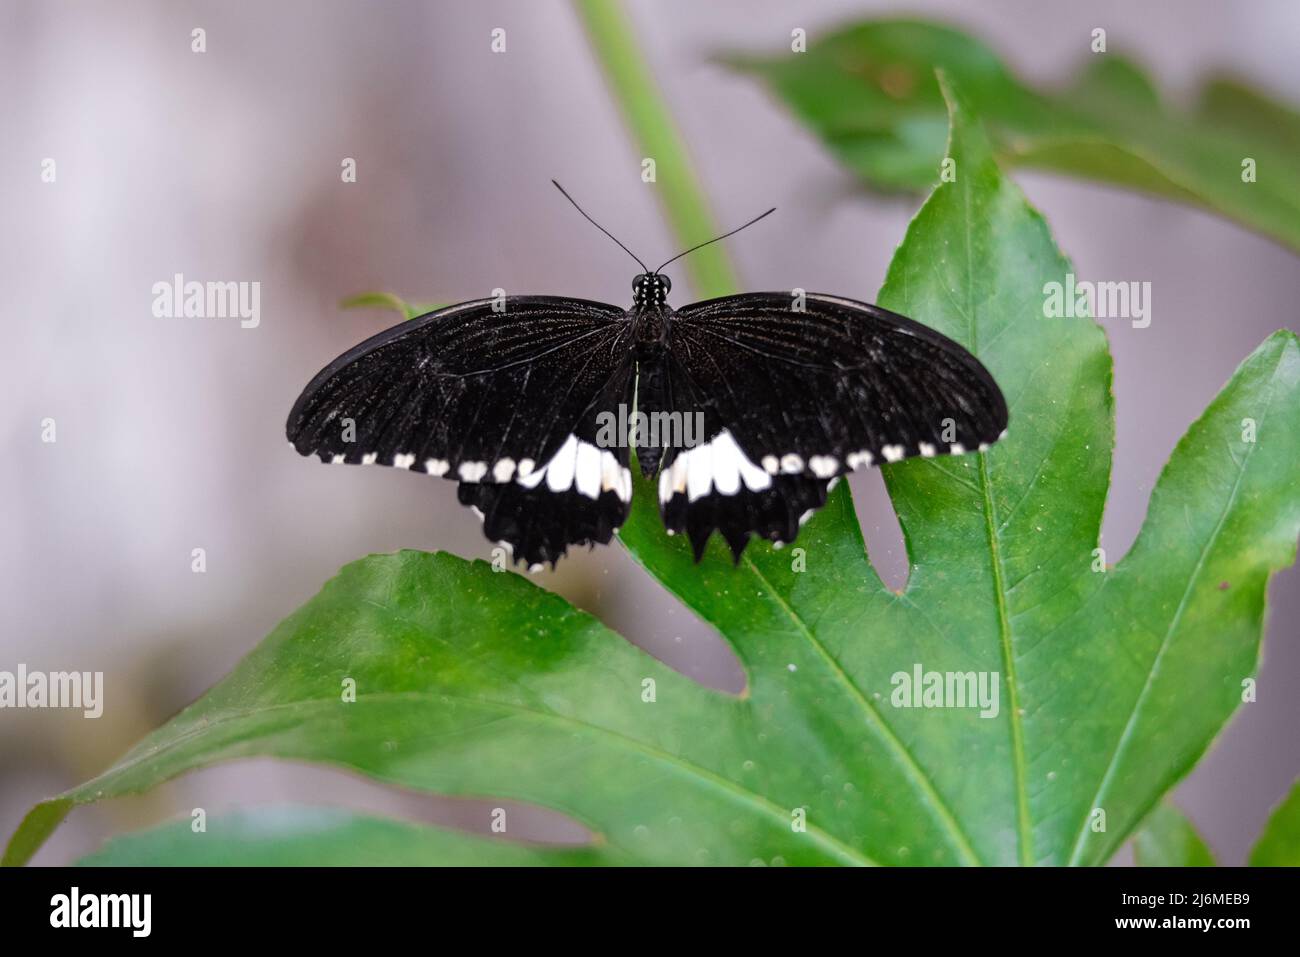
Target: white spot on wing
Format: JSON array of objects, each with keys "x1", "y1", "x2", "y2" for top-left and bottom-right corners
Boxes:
[
  {"x1": 545, "y1": 435, "x2": 579, "y2": 492},
  {"x1": 709, "y1": 432, "x2": 742, "y2": 496},
  {"x1": 661, "y1": 429, "x2": 772, "y2": 503},
  {"x1": 809, "y1": 455, "x2": 838, "y2": 478},
  {"x1": 882, "y1": 444, "x2": 905, "y2": 463},
  {"x1": 362, "y1": 452, "x2": 378, "y2": 466},
  {"x1": 425, "y1": 458, "x2": 449, "y2": 476},
  {"x1": 513, "y1": 435, "x2": 625, "y2": 500},
  {"x1": 493, "y1": 458, "x2": 515, "y2": 482},
  {"x1": 459, "y1": 461, "x2": 487, "y2": 482},
  {"x1": 600, "y1": 450, "x2": 631, "y2": 503},
  {"x1": 393, "y1": 453, "x2": 415, "y2": 469},
  {"x1": 736, "y1": 455, "x2": 771, "y2": 493},
  {"x1": 574, "y1": 441, "x2": 601, "y2": 499},
  {"x1": 780, "y1": 453, "x2": 803, "y2": 474},
  {"x1": 919, "y1": 442, "x2": 936, "y2": 458},
  {"x1": 687, "y1": 439, "x2": 713, "y2": 502},
  {"x1": 671, "y1": 453, "x2": 688, "y2": 493}
]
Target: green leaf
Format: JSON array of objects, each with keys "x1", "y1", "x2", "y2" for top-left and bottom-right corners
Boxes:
[
  {"x1": 727, "y1": 19, "x2": 1300, "y2": 253},
  {"x1": 340, "y1": 292, "x2": 441, "y2": 321},
  {"x1": 79, "y1": 807, "x2": 608, "y2": 866},
  {"x1": 7, "y1": 549, "x2": 871, "y2": 867},
  {"x1": 1063, "y1": 330, "x2": 1300, "y2": 864},
  {"x1": 1132, "y1": 803, "x2": 1216, "y2": 866},
  {"x1": 1249, "y1": 780, "x2": 1300, "y2": 866},
  {"x1": 615, "y1": 82, "x2": 1300, "y2": 867},
  {"x1": 7, "y1": 88, "x2": 1299, "y2": 868}
]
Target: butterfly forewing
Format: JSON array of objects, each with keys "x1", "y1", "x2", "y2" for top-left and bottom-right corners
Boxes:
[{"x1": 669, "y1": 292, "x2": 1007, "y2": 469}]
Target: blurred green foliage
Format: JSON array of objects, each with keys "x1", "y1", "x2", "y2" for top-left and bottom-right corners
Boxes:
[
  {"x1": 728, "y1": 19, "x2": 1300, "y2": 252},
  {"x1": 1249, "y1": 779, "x2": 1300, "y2": 865},
  {"x1": 1133, "y1": 803, "x2": 1216, "y2": 866}
]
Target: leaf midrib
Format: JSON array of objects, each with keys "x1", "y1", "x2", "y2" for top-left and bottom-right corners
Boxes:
[
  {"x1": 957, "y1": 160, "x2": 1034, "y2": 866},
  {"x1": 741, "y1": 554, "x2": 983, "y2": 865},
  {"x1": 977, "y1": 450, "x2": 1034, "y2": 866}
]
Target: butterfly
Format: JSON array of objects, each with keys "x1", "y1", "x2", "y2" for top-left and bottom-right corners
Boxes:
[{"x1": 287, "y1": 183, "x2": 1009, "y2": 569}]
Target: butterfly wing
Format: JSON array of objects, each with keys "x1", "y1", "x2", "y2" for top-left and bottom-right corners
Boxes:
[
  {"x1": 650, "y1": 291, "x2": 1008, "y2": 560},
  {"x1": 287, "y1": 296, "x2": 635, "y2": 567},
  {"x1": 636, "y1": 349, "x2": 832, "y2": 561}
]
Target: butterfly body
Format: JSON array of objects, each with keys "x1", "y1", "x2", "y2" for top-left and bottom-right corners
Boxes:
[
  {"x1": 287, "y1": 268, "x2": 1008, "y2": 568},
  {"x1": 627, "y1": 273, "x2": 675, "y2": 359}
]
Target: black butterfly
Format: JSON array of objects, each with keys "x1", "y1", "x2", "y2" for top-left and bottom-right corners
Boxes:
[{"x1": 287, "y1": 184, "x2": 1008, "y2": 568}]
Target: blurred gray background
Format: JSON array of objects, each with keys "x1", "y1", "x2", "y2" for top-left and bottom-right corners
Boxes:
[{"x1": 2, "y1": 0, "x2": 1297, "y2": 865}]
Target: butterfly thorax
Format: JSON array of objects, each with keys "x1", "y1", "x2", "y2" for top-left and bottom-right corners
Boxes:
[{"x1": 630, "y1": 273, "x2": 673, "y2": 356}]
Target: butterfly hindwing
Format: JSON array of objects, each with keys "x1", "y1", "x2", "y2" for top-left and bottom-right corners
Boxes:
[
  {"x1": 636, "y1": 350, "x2": 830, "y2": 560},
  {"x1": 456, "y1": 365, "x2": 635, "y2": 567},
  {"x1": 659, "y1": 437, "x2": 834, "y2": 561},
  {"x1": 286, "y1": 296, "x2": 636, "y2": 566},
  {"x1": 647, "y1": 291, "x2": 1008, "y2": 560}
]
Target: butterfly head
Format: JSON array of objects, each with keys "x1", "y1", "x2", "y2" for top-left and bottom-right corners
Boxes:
[{"x1": 632, "y1": 272, "x2": 672, "y2": 307}]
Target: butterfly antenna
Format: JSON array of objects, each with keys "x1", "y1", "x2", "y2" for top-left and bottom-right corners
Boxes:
[
  {"x1": 654, "y1": 206, "x2": 776, "y2": 275},
  {"x1": 551, "y1": 180, "x2": 649, "y2": 273}
]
